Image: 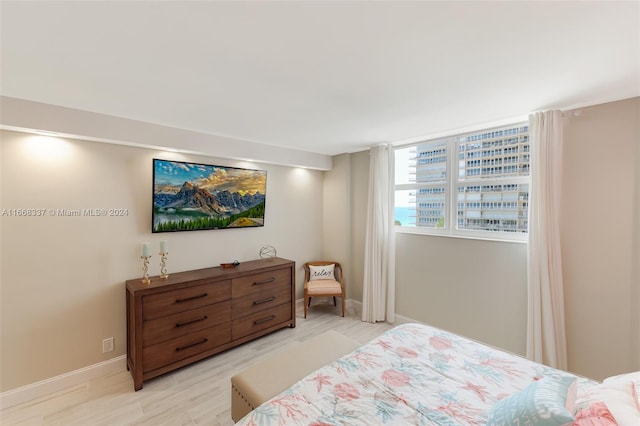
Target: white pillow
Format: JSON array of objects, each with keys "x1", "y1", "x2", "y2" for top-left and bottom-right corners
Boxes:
[
  {"x1": 575, "y1": 375, "x2": 640, "y2": 425},
  {"x1": 603, "y1": 371, "x2": 640, "y2": 411},
  {"x1": 308, "y1": 264, "x2": 335, "y2": 281},
  {"x1": 603, "y1": 371, "x2": 640, "y2": 384}
]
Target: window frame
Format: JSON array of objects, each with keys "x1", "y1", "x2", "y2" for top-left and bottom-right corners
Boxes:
[{"x1": 394, "y1": 122, "x2": 530, "y2": 243}]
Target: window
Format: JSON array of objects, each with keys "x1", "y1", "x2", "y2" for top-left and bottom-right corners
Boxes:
[{"x1": 394, "y1": 123, "x2": 529, "y2": 241}]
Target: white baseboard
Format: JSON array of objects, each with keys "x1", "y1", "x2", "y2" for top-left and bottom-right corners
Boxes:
[
  {"x1": 299, "y1": 297, "x2": 418, "y2": 326},
  {"x1": 345, "y1": 299, "x2": 419, "y2": 326},
  {"x1": 392, "y1": 312, "x2": 421, "y2": 325},
  {"x1": 0, "y1": 355, "x2": 126, "y2": 410}
]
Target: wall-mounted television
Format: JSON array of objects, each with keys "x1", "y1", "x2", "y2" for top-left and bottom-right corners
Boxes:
[{"x1": 152, "y1": 159, "x2": 267, "y2": 233}]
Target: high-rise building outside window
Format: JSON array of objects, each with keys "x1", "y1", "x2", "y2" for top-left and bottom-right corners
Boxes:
[{"x1": 394, "y1": 123, "x2": 529, "y2": 242}]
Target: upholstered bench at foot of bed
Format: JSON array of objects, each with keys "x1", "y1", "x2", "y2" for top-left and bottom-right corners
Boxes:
[{"x1": 230, "y1": 330, "x2": 360, "y2": 422}]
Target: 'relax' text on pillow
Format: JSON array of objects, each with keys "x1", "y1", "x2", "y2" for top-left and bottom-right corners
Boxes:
[{"x1": 309, "y1": 264, "x2": 335, "y2": 281}]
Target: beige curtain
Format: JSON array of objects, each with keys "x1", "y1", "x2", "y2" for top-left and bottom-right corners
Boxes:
[
  {"x1": 362, "y1": 144, "x2": 396, "y2": 323},
  {"x1": 527, "y1": 110, "x2": 568, "y2": 369}
]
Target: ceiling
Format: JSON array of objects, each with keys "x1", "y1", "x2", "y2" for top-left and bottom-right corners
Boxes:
[{"x1": 1, "y1": 1, "x2": 639, "y2": 156}]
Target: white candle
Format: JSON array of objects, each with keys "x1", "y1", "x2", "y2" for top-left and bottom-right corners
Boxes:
[
  {"x1": 141, "y1": 242, "x2": 150, "y2": 257},
  {"x1": 160, "y1": 240, "x2": 168, "y2": 254}
]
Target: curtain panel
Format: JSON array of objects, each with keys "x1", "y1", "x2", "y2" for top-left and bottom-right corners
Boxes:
[
  {"x1": 527, "y1": 110, "x2": 568, "y2": 370},
  {"x1": 362, "y1": 144, "x2": 396, "y2": 323}
]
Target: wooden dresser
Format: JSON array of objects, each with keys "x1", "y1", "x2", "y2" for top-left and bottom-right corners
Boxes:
[{"x1": 126, "y1": 257, "x2": 295, "y2": 391}]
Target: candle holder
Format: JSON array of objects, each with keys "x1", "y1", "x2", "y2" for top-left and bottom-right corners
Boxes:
[
  {"x1": 159, "y1": 251, "x2": 169, "y2": 279},
  {"x1": 141, "y1": 255, "x2": 151, "y2": 285}
]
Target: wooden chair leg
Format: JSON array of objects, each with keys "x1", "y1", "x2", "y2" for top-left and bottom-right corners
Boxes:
[
  {"x1": 341, "y1": 296, "x2": 345, "y2": 317},
  {"x1": 304, "y1": 296, "x2": 308, "y2": 318},
  {"x1": 333, "y1": 296, "x2": 337, "y2": 306}
]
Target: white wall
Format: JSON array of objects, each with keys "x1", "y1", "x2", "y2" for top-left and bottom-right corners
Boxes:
[
  {"x1": 349, "y1": 151, "x2": 370, "y2": 304},
  {"x1": 395, "y1": 235, "x2": 528, "y2": 354},
  {"x1": 322, "y1": 154, "x2": 351, "y2": 292},
  {"x1": 0, "y1": 130, "x2": 324, "y2": 391},
  {"x1": 561, "y1": 97, "x2": 639, "y2": 380}
]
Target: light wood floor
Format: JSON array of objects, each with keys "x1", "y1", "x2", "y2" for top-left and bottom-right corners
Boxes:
[{"x1": 1, "y1": 302, "x2": 395, "y2": 426}]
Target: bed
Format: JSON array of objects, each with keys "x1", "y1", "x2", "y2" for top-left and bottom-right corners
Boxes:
[{"x1": 235, "y1": 323, "x2": 640, "y2": 425}]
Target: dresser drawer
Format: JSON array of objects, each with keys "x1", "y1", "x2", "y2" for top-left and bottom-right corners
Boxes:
[
  {"x1": 143, "y1": 280, "x2": 231, "y2": 320},
  {"x1": 143, "y1": 301, "x2": 231, "y2": 347},
  {"x1": 232, "y1": 268, "x2": 291, "y2": 298},
  {"x1": 232, "y1": 303, "x2": 292, "y2": 340},
  {"x1": 232, "y1": 284, "x2": 291, "y2": 317},
  {"x1": 143, "y1": 323, "x2": 231, "y2": 373}
]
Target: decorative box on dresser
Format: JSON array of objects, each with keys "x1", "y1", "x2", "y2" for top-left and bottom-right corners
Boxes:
[{"x1": 126, "y1": 257, "x2": 295, "y2": 391}]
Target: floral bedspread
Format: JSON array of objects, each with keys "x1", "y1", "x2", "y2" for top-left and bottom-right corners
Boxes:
[{"x1": 236, "y1": 323, "x2": 595, "y2": 425}]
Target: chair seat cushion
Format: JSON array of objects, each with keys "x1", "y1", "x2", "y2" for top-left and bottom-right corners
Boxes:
[{"x1": 306, "y1": 279, "x2": 341, "y2": 295}]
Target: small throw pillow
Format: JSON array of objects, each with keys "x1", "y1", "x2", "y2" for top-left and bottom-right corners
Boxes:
[
  {"x1": 575, "y1": 379, "x2": 640, "y2": 425},
  {"x1": 309, "y1": 264, "x2": 335, "y2": 281},
  {"x1": 487, "y1": 375, "x2": 577, "y2": 426},
  {"x1": 572, "y1": 401, "x2": 618, "y2": 426}
]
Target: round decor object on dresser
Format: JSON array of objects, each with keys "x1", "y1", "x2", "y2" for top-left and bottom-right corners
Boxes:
[{"x1": 259, "y1": 245, "x2": 277, "y2": 259}]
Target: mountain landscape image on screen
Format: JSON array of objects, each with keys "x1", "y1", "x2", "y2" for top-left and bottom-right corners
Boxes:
[{"x1": 153, "y1": 160, "x2": 267, "y2": 232}]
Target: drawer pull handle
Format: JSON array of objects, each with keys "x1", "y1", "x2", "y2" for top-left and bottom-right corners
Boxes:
[
  {"x1": 254, "y1": 315, "x2": 276, "y2": 325},
  {"x1": 253, "y1": 278, "x2": 275, "y2": 286},
  {"x1": 175, "y1": 316, "x2": 208, "y2": 328},
  {"x1": 253, "y1": 296, "x2": 276, "y2": 305},
  {"x1": 176, "y1": 338, "x2": 208, "y2": 352},
  {"x1": 175, "y1": 293, "x2": 208, "y2": 303}
]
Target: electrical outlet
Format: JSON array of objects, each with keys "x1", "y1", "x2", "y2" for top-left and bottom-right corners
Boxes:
[{"x1": 102, "y1": 337, "x2": 114, "y2": 353}]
